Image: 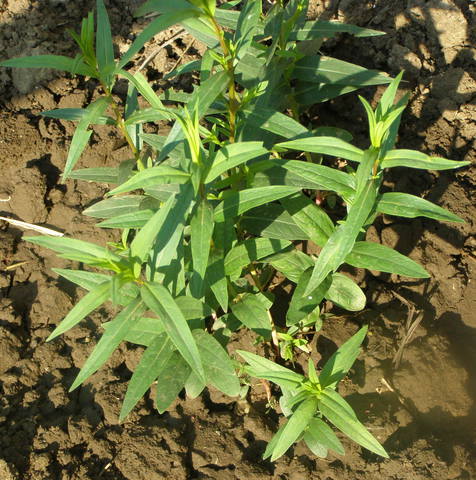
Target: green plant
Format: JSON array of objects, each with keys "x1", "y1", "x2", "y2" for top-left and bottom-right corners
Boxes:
[{"x1": 1, "y1": 0, "x2": 469, "y2": 462}]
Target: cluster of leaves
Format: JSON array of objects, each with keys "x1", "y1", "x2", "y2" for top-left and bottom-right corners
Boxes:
[{"x1": 1, "y1": 0, "x2": 469, "y2": 462}]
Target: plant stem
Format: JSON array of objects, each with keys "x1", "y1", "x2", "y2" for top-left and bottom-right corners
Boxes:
[
  {"x1": 209, "y1": 16, "x2": 239, "y2": 143},
  {"x1": 101, "y1": 82, "x2": 144, "y2": 169}
]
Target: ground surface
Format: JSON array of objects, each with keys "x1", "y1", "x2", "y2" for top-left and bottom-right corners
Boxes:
[{"x1": 0, "y1": 1, "x2": 475, "y2": 479}]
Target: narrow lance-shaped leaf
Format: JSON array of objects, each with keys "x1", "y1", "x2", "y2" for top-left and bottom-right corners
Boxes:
[
  {"x1": 193, "y1": 330, "x2": 240, "y2": 396},
  {"x1": 141, "y1": 282, "x2": 206, "y2": 383},
  {"x1": 276, "y1": 136, "x2": 364, "y2": 163},
  {"x1": 268, "y1": 397, "x2": 319, "y2": 461},
  {"x1": 25, "y1": 235, "x2": 121, "y2": 265},
  {"x1": 155, "y1": 352, "x2": 191, "y2": 413},
  {"x1": 281, "y1": 193, "x2": 335, "y2": 248},
  {"x1": 214, "y1": 186, "x2": 300, "y2": 222},
  {"x1": 381, "y1": 149, "x2": 470, "y2": 171},
  {"x1": 96, "y1": 0, "x2": 115, "y2": 83},
  {"x1": 205, "y1": 142, "x2": 268, "y2": 183},
  {"x1": 224, "y1": 238, "x2": 292, "y2": 280},
  {"x1": 237, "y1": 349, "x2": 305, "y2": 389},
  {"x1": 304, "y1": 149, "x2": 378, "y2": 295},
  {"x1": 108, "y1": 166, "x2": 190, "y2": 196},
  {"x1": 70, "y1": 298, "x2": 145, "y2": 390},
  {"x1": 190, "y1": 199, "x2": 215, "y2": 298},
  {"x1": 345, "y1": 241, "x2": 429, "y2": 278},
  {"x1": 319, "y1": 388, "x2": 388, "y2": 458},
  {"x1": 304, "y1": 417, "x2": 345, "y2": 456},
  {"x1": 377, "y1": 192, "x2": 464, "y2": 223},
  {"x1": 0, "y1": 55, "x2": 95, "y2": 76},
  {"x1": 292, "y1": 55, "x2": 391, "y2": 86},
  {"x1": 324, "y1": 273, "x2": 366, "y2": 312},
  {"x1": 234, "y1": 0, "x2": 262, "y2": 59},
  {"x1": 319, "y1": 326, "x2": 368, "y2": 389},
  {"x1": 120, "y1": 333, "x2": 174, "y2": 420},
  {"x1": 47, "y1": 280, "x2": 112, "y2": 341},
  {"x1": 231, "y1": 293, "x2": 273, "y2": 341},
  {"x1": 63, "y1": 97, "x2": 111, "y2": 180}
]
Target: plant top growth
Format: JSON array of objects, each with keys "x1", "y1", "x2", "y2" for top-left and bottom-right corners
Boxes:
[{"x1": 1, "y1": 0, "x2": 469, "y2": 462}]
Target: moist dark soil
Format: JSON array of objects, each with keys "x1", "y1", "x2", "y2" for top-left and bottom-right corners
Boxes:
[{"x1": 0, "y1": 1, "x2": 475, "y2": 479}]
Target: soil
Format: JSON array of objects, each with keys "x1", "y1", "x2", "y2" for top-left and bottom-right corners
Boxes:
[{"x1": 0, "y1": 1, "x2": 475, "y2": 479}]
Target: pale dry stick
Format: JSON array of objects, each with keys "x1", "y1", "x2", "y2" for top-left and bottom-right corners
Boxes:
[
  {"x1": 0, "y1": 195, "x2": 11, "y2": 202},
  {"x1": 137, "y1": 28, "x2": 186, "y2": 72},
  {"x1": 392, "y1": 290, "x2": 424, "y2": 368},
  {"x1": 0, "y1": 216, "x2": 64, "y2": 237},
  {"x1": 166, "y1": 37, "x2": 196, "y2": 76}
]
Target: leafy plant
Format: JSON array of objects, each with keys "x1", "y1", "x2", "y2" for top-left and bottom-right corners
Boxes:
[{"x1": 1, "y1": 0, "x2": 469, "y2": 462}]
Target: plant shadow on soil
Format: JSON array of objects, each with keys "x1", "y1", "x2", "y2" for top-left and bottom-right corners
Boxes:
[{"x1": 0, "y1": 0, "x2": 475, "y2": 479}]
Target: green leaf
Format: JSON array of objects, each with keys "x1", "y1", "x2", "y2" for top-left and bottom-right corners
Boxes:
[
  {"x1": 53, "y1": 268, "x2": 110, "y2": 291},
  {"x1": 119, "y1": 70, "x2": 164, "y2": 109},
  {"x1": 83, "y1": 195, "x2": 146, "y2": 218},
  {"x1": 240, "y1": 204, "x2": 309, "y2": 241},
  {"x1": 46, "y1": 280, "x2": 112, "y2": 341},
  {"x1": 185, "y1": 370, "x2": 206, "y2": 398},
  {"x1": 108, "y1": 166, "x2": 190, "y2": 196},
  {"x1": 325, "y1": 273, "x2": 366, "y2": 311},
  {"x1": 188, "y1": 70, "x2": 229, "y2": 116},
  {"x1": 155, "y1": 352, "x2": 191, "y2": 412},
  {"x1": 41, "y1": 108, "x2": 114, "y2": 124},
  {"x1": 294, "y1": 83, "x2": 360, "y2": 105},
  {"x1": 266, "y1": 250, "x2": 314, "y2": 283},
  {"x1": 123, "y1": 108, "x2": 171, "y2": 126},
  {"x1": 253, "y1": 160, "x2": 355, "y2": 197},
  {"x1": 205, "y1": 250, "x2": 229, "y2": 312},
  {"x1": 96, "y1": 0, "x2": 115, "y2": 81},
  {"x1": 141, "y1": 282, "x2": 205, "y2": 383},
  {"x1": 292, "y1": 55, "x2": 391, "y2": 86},
  {"x1": 119, "y1": 317, "x2": 165, "y2": 346},
  {"x1": 346, "y1": 241, "x2": 429, "y2": 278},
  {"x1": 319, "y1": 388, "x2": 388, "y2": 458},
  {"x1": 305, "y1": 150, "x2": 378, "y2": 295},
  {"x1": 319, "y1": 326, "x2": 368, "y2": 390},
  {"x1": 130, "y1": 194, "x2": 175, "y2": 267},
  {"x1": 165, "y1": 59, "x2": 201, "y2": 80},
  {"x1": 381, "y1": 149, "x2": 470, "y2": 171},
  {"x1": 225, "y1": 238, "x2": 291, "y2": 280},
  {"x1": 237, "y1": 350, "x2": 305, "y2": 390},
  {"x1": 68, "y1": 167, "x2": 119, "y2": 183},
  {"x1": 377, "y1": 192, "x2": 464, "y2": 223},
  {"x1": 97, "y1": 210, "x2": 154, "y2": 229},
  {"x1": 269, "y1": 397, "x2": 319, "y2": 461},
  {"x1": 193, "y1": 330, "x2": 240, "y2": 396},
  {"x1": 0, "y1": 55, "x2": 95, "y2": 76},
  {"x1": 276, "y1": 137, "x2": 363, "y2": 163},
  {"x1": 241, "y1": 107, "x2": 308, "y2": 140},
  {"x1": 148, "y1": 184, "x2": 193, "y2": 281},
  {"x1": 214, "y1": 186, "x2": 300, "y2": 222},
  {"x1": 281, "y1": 193, "x2": 335, "y2": 248},
  {"x1": 274, "y1": 160, "x2": 356, "y2": 195},
  {"x1": 304, "y1": 417, "x2": 345, "y2": 456},
  {"x1": 118, "y1": 9, "x2": 200, "y2": 69},
  {"x1": 205, "y1": 142, "x2": 268, "y2": 183},
  {"x1": 120, "y1": 332, "x2": 174, "y2": 420},
  {"x1": 70, "y1": 298, "x2": 145, "y2": 390},
  {"x1": 290, "y1": 20, "x2": 384, "y2": 41},
  {"x1": 287, "y1": 269, "x2": 331, "y2": 325},
  {"x1": 190, "y1": 199, "x2": 215, "y2": 298},
  {"x1": 175, "y1": 295, "x2": 213, "y2": 320},
  {"x1": 234, "y1": 0, "x2": 261, "y2": 59},
  {"x1": 231, "y1": 293, "x2": 273, "y2": 340},
  {"x1": 25, "y1": 235, "x2": 121, "y2": 265},
  {"x1": 63, "y1": 97, "x2": 111, "y2": 180}
]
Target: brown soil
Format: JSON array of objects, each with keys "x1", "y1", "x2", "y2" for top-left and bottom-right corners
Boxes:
[{"x1": 0, "y1": 1, "x2": 475, "y2": 479}]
